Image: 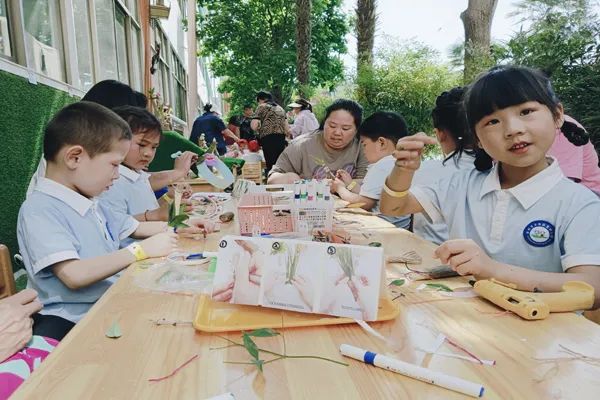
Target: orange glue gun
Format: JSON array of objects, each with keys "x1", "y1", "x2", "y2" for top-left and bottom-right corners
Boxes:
[{"x1": 473, "y1": 279, "x2": 595, "y2": 320}]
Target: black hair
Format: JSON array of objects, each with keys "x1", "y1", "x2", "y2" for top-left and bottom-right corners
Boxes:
[
  {"x1": 464, "y1": 65, "x2": 568, "y2": 171},
  {"x1": 228, "y1": 115, "x2": 241, "y2": 126},
  {"x1": 358, "y1": 111, "x2": 409, "y2": 145},
  {"x1": 243, "y1": 104, "x2": 253, "y2": 110},
  {"x1": 134, "y1": 91, "x2": 148, "y2": 108},
  {"x1": 203, "y1": 103, "x2": 213, "y2": 113},
  {"x1": 432, "y1": 87, "x2": 475, "y2": 165},
  {"x1": 112, "y1": 105, "x2": 162, "y2": 138},
  {"x1": 294, "y1": 98, "x2": 313, "y2": 112},
  {"x1": 256, "y1": 91, "x2": 277, "y2": 106},
  {"x1": 561, "y1": 120, "x2": 589, "y2": 146},
  {"x1": 81, "y1": 80, "x2": 141, "y2": 110},
  {"x1": 320, "y1": 99, "x2": 363, "y2": 131},
  {"x1": 44, "y1": 101, "x2": 132, "y2": 162}
]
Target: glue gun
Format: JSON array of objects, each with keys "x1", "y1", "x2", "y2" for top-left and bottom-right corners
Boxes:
[{"x1": 473, "y1": 279, "x2": 595, "y2": 320}]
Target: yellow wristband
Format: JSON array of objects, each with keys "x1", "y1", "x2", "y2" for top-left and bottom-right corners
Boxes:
[
  {"x1": 127, "y1": 243, "x2": 148, "y2": 261},
  {"x1": 346, "y1": 180, "x2": 357, "y2": 191},
  {"x1": 161, "y1": 194, "x2": 173, "y2": 205},
  {"x1": 383, "y1": 182, "x2": 409, "y2": 198}
]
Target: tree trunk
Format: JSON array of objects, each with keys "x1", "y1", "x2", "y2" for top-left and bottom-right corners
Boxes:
[
  {"x1": 461, "y1": 0, "x2": 498, "y2": 83},
  {"x1": 296, "y1": 0, "x2": 312, "y2": 97},
  {"x1": 356, "y1": 0, "x2": 377, "y2": 75}
]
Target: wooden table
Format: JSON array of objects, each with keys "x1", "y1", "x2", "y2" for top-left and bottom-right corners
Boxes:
[{"x1": 12, "y1": 200, "x2": 600, "y2": 399}]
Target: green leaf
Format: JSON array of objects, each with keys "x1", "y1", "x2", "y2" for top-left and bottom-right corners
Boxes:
[
  {"x1": 168, "y1": 214, "x2": 189, "y2": 227},
  {"x1": 105, "y1": 320, "x2": 122, "y2": 338},
  {"x1": 247, "y1": 328, "x2": 280, "y2": 338},
  {"x1": 251, "y1": 358, "x2": 264, "y2": 373},
  {"x1": 425, "y1": 283, "x2": 453, "y2": 292},
  {"x1": 389, "y1": 279, "x2": 405, "y2": 287},
  {"x1": 242, "y1": 333, "x2": 259, "y2": 360}
]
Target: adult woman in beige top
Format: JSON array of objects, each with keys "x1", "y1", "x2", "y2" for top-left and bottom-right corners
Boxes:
[{"x1": 268, "y1": 99, "x2": 368, "y2": 184}]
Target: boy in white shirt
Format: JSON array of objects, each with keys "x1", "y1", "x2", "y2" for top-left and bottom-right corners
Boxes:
[
  {"x1": 101, "y1": 106, "x2": 213, "y2": 247},
  {"x1": 18, "y1": 102, "x2": 208, "y2": 340},
  {"x1": 331, "y1": 111, "x2": 411, "y2": 228}
]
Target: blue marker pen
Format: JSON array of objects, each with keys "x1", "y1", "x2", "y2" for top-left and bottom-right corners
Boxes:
[
  {"x1": 339, "y1": 344, "x2": 484, "y2": 398},
  {"x1": 185, "y1": 253, "x2": 205, "y2": 260}
]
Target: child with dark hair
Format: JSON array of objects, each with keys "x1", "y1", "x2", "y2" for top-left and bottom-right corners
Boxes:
[
  {"x1": 100, "y1": 106, "x2": 213, "y2": 247},
  {"x1": 81, "y1": 79, "x2": 142, "y2": 109},
  {"x1": 239, "y1": 104, "x2": 256, "y2": 141},
  {"x1": 410, "y1": 87, "x2": 477, "y2": 243},
  {"x1": 548, "y1": 115, "x2": 600, "y2": 194},
  {"x1": 17, "y1": 102, "x2": 185, "y2": 340},
  {"x1": 331, "y1": 111, "x2": 411, "y2": 228},
  {"x1": 28, "y1": 80, "x2": 147, "y2": 197},
  {"x1": 380, "y1": 65, "x2": 600, "y2": 307}
]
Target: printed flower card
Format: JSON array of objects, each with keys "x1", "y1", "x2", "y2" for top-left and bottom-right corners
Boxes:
[{"x1": 212, "y1": 235, "x2": 384, "y2": 320}]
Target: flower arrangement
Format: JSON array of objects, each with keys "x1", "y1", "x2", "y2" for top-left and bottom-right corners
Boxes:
[{"x1": 148, "y1": 87, "x2": 173, "y2": 131}]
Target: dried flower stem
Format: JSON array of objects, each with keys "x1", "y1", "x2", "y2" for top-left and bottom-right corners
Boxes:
[
  {"x1": 445, "y1": 337, "x2": 484, "y2": 365},
  {"x1": 148, "y1": 354, "x2": 199, "y2": 382},
  {"x1": 150, "y1": 318, "x2": 193, "y2": 326}
]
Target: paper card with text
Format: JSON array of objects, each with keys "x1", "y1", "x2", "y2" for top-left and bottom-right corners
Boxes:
[{"x1": 212, "y1": 235, "x2": 384, "y2": 320}]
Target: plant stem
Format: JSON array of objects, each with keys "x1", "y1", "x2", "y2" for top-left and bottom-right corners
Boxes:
[{"x1": 214, "y1": 336, "x2": 348, "y2": 367}]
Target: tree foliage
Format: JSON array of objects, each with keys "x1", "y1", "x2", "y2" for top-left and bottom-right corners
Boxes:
[
  {"x1": 196, "y1": 0, "x2": 348, "y2": 114},
  {"x1": 496, "y1": 0, "x2": 600, "y2": 151},
  {"x1": 355, "y1": 39, "x2": 460, "y2": 144}
]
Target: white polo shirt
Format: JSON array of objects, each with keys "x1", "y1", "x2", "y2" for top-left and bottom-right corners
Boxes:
[
  {"x1": 411, "y1": 158, "x2": 600, "y2": 273},
  {"x1": 101, "y1": 164, "x2": 159, "y2": 216},
  {"x1": 100, "y1": 165, "x2": 159, "y2": 247},
  {"x1": 412, "y1": 153, "x2": 476, "y2": 244},
  {"x1": 360, "y1": 155, "x2": 411, "y2": 229},
  {"x1": 17, "y1": 178, "x2": 139, "y2": 322}
]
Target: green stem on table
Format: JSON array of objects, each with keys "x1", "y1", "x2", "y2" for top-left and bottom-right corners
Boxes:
[{"x1": 214, "y1": 336, "x2": 348, "y2": 367}]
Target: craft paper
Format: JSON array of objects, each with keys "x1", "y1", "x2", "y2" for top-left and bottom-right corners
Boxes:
[{"x1": 212, "y1": 236, "x2": 384, "y2": 320}]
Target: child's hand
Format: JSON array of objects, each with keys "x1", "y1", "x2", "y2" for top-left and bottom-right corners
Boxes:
[
  {"x1": 176, "y1": 218, "x2": 215, "y2": 238},
  {"x1": 393, "y1": 133, "x2": 437, "y2": 171},
  {"x1": 140, "y1": 231, "x2": 177, "y2": 258},
  {"x1": 174, "y1": 151, "x2": 197, "y2": 174},
  {"x1": 335, "y1": 169, "x2": 353, "y2": 184},
  {"x1": 331, "y1": 178, "x2": 345, "y2": 194},
  {"x1": 434, "y1": 239, "x2": 497, "y2": 279}
]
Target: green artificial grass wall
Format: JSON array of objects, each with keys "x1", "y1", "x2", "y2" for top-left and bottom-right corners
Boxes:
[{"x1": 0, "y1": 70, "x2": 78, "y2": 268}]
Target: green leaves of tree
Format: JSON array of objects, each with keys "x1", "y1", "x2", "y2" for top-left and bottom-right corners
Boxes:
[{"x1": 196, "y1": 0, "x2": 348, "y2": 112}]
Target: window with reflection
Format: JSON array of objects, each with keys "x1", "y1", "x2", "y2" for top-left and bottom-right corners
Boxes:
[{"x1": 21, "y1": 0, "x2": 66, "y2": 81}]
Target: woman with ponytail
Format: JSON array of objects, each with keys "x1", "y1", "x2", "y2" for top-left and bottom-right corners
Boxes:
[{"x1": 548, "y1": 115, "x2": 600, "y2": 194}]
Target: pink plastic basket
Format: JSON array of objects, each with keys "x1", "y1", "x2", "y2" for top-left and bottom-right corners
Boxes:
[{"x1": 237, "y1": 193, "x2": 294, "y2": 235}]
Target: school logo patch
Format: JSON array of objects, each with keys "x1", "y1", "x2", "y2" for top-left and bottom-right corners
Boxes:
[{"x1": 523, "y1": 220, "x2": 555, "y2": 247}]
